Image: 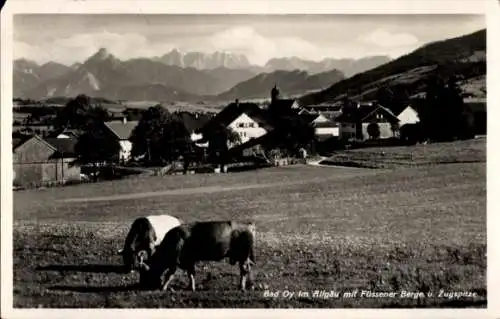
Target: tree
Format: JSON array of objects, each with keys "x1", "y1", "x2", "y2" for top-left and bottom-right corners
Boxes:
[
  {"x1": 206, "y1": 124, "x2": 241, "y2": 166},
  {"x1": 74, "y1": 124, "x2": 121, "y2": 181},
  {"x1": 376, "y1": 86, "x2": 394, "y2": 108},
  {"x1": 130, "y1": 105, "x2": 197, "y2": 165},
  {"x1": 161, "y1": 119, "x2": 192, "y2": 162},
  {"x1": 391, "y1": 122, "x2": 400, "y2": 138},
  {"x1": 130, "y1": 105, "x2": 171, "y2": 164},
  {"x1": 53, "y1": 94, "x2": 111, "y2": 131},
  {"x1": 367, "y1": 123, "x2": 381, "y2": 140},
  {"x1": 420, "y1": 74, "x2": 472, "y2": 142}
]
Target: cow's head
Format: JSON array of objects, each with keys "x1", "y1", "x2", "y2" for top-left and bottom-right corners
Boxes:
[{"x1": 119, "y1": 248, "x2": 152, "y2": 272}]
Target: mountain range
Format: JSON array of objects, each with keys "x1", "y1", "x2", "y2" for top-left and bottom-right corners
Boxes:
[
  {"x1": 298, "y1": 29, "x2": 486, "y2": 107},
  {"x1": 14, "y1": 29, "x2": 485, "y2": 104},
  {"x1": 14, "y1": 49, "x2": 390, "y2": 102}
]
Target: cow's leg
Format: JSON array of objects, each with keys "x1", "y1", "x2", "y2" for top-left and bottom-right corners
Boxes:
[
  {"x1": 187, "y1": 264, "x2": 196, "y2": 292},
  {"x1": 161, "y1": 267, "x2": 177, "y2": 292},
  {"x1": 239, "y1": 258, "x2": 253, "y2": 291}
]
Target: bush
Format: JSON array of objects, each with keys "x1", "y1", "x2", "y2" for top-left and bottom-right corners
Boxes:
[{"x1": 367, "y1": 123, "x2": 381, "y2": 139}]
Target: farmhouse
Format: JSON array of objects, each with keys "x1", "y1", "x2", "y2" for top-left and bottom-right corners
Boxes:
[
  {"x1": 200, "y1": 100, "x2": 273, "y2": 148},
  {"x1": 300, "y1": 112, "x2": 339, "y2": 139},
  {"x1": 103, "y1": 118, "x2": 139, "y2": 163},
  {"x1": 13, "y1": 134, "x2": 80, "y2": 187},
  {"x1": 335, "y1": 103, "x2": 400, "y2": 140}
]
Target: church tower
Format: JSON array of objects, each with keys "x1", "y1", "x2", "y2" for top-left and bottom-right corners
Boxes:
[{"x1": 271, "y1": 84, "x2": 280, "y2": 104}]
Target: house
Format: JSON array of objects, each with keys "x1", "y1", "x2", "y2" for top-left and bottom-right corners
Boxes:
[
  {"x1": 200, "y1": 100, "x2": 274, "y2": 149},
  {"x1": 312, "y1": 120, "x2": 339, "y2": 140},
  {"x1": 396, "y1": 105, "x2": 420, "y2": 126},
  {"x1": 47, "y1": 127, "x2": 82, "y2": 139},
  {"x1": 103, "y1": 118, "x2": 139, "y2": 163},
  {"x1": 335, "y1": 103, "x2": 400, "y2": 140},
  {"x1": 13, "y1": 134, "x2": 80, "y2": 187},
  {"x1": 299, "y1": 112, "x2": 339, "y2": 139}
]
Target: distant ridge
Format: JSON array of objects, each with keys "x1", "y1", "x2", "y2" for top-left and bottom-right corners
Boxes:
[
  {"x1": 298, "y1": 29, "x2": 486, "y2": 108},
  {"x1": 14, "y1": 29, "x2": 484, "y2": 103}
]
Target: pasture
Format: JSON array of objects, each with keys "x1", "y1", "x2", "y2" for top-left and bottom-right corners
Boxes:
[
  {"x1": 13, "y1": 161, "x2": 486, "y2": 308},
  {"x1": 322, "y1": 138, "x2": 486, "y2": 169}
]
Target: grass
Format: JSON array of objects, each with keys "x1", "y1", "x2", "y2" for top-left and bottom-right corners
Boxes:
[
  {"x1": 321, "y1": 138, "x2": 486, "y2": 169},
  {"x1": 12, "y1": 159, "x2": 486, "y2": 308}
]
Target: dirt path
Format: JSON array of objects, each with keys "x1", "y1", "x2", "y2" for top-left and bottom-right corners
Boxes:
[
  {"x1": 306, "y1": 156, "x2": 362, "y2": 169},
  {"x1": 57, "y1": 173, "x2": 363, "y2": 204}
]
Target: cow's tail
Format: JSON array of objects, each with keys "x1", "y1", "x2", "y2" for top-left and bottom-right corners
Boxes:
[{"x1": 249, "y1": 245, "x2": 256, "y2": 266}]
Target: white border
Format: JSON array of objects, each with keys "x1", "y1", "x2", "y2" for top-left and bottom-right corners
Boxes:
[{"x1": 1, "y1": 1, "x2": 498, "y2": 318}]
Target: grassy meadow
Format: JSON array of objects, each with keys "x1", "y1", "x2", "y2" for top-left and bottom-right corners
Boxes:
[
  {"x1": 12, "y1": 140, "x2": 486, "y2": 308},
  {"x1": 322, "y1": 137, "x2": 486, "y2": 169}
]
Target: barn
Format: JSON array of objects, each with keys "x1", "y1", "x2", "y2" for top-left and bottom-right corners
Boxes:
[{"x1": 13, "y1": 135, "x2": 81, "y2": 188}]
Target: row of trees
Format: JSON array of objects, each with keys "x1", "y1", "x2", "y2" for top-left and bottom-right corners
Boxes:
[
  {"x1": 372, "y1": 75, "x2": 475, "y2": 143},
  {"x1": 419, "y1": 75, "x2": 475, "y2": 141}
]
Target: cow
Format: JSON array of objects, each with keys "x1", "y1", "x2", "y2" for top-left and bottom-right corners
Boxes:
[
  {"x1": 118, "y1": 215, "x2": 182, "y2": 273},
  {"x1": 139, "y1": 221, "x2": 256, "y2": 291}
]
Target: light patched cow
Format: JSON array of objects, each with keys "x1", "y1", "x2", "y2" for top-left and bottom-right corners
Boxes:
[
  {"x1": 139, "y1": 221, "x2": 256, "y2": 291},
  {"x1": 118, "y1": 215, "x2": 182, "y2": 273}
]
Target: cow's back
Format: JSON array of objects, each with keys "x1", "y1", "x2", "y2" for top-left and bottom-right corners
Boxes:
[{"x1": 146, "y1": 215, "x2": 182, "y2": 245}]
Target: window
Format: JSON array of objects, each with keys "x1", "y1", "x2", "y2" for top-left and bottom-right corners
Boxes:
[
  {"x1": 238, "y1": 123, "x2": 244, "y2": 128},
  {"x1": 248, "y1": 123, "x2": 255, "y2": 128},
  {"x1": 351, "y1": 124, "x2": 355, "y2": 128}
]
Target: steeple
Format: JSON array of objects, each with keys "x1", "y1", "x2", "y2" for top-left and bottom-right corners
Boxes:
[{"x1": 271, "y1": 84, "x2": 280, "y2": 104}]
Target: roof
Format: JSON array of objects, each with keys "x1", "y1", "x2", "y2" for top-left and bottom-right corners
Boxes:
[
  {"x1": 104, "y1": 120, "x2": 139, "y2": 140},
  {"x1": 312, "y1": 120, "x2": 338, "y2": 128},
  {"x1": 394, "y1": 105, "x2": 419, "y2": 117},
  {"x1": 335, "y1": 104, "x2": 399, "y2": 124},
  {"x1": 46, "y1": 128, "x2": 82, "y2": 138},
  {"x1": 44, "y1": 137, "x2": 78, "y2": 157},
  {"x1": 13, "y1": 134, "x2": 57, "y2": 153},
  {"x1": 321, "y1": 111, "x2": 343, "y2": 121},
  {"x1": 201, "y1": 102, "x2": 274, "y2": 134},
  {"x1": 269, "y1": 99, "x2": 296, "y2": 111},
  {"x1": 171, "y1": 111, "x2": 213, "y2": 133}
]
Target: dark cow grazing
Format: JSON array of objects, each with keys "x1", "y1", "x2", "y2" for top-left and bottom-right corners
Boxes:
[
  {"x1": 139, "y1": 221, "x2": 256, "y2": 291},
  {"x1": 118, "y1": 215, "x2": 182, "y2": 273}
]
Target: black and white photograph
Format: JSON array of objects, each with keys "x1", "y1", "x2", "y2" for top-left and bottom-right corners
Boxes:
[{"x1": 1, "y1": 0, "x2": 497, "y2": 315}]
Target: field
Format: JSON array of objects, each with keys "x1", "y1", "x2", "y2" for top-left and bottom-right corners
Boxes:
[
  {"x1": 13, "y1": 150, "x2": 486, "y2": 307},
  {"x1": 322, "y1": 138, "x2": 486, "y2": 169}
]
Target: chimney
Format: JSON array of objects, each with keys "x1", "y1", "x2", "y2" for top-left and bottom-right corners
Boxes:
[
  {"x1": 235, "y1": 99, "x2": 239, "y2": 107},
  {"x1": 122, "y1": 116, "x2": 127, "y2": 124}
]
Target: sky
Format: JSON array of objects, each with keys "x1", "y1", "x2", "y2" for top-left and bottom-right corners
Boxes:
[{"x1": 14, "y1": 14, "x2": 485, "y2": 66}]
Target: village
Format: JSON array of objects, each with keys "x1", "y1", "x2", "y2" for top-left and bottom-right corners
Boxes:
[{"x1": 12, "y1": 83, "x2": 487, "y2": 189}]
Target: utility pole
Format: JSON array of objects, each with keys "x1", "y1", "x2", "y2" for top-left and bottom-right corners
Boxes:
[{"x1": 147, "y1": 138, "x2": 151, "y2": 163}]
